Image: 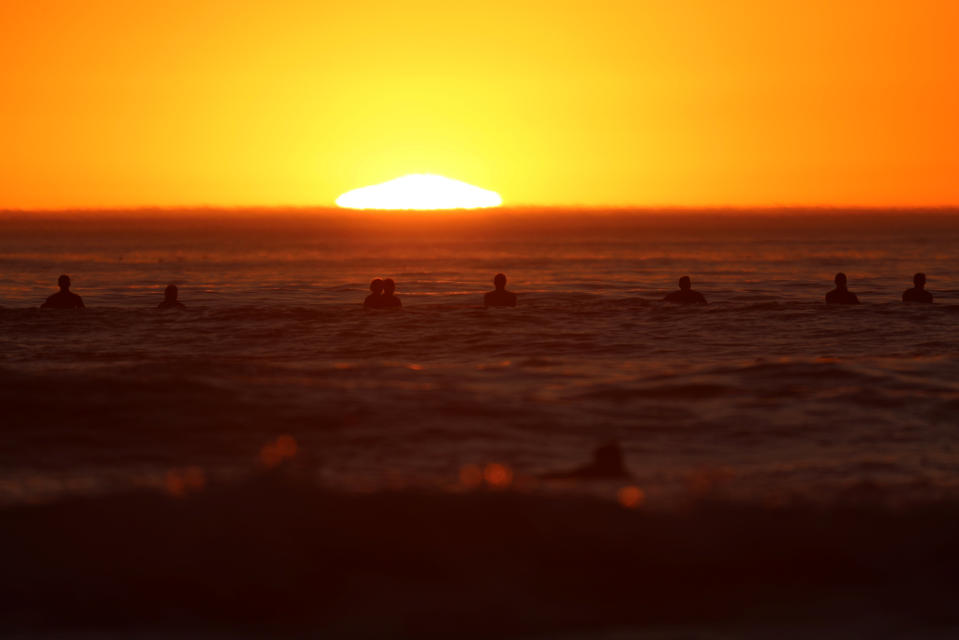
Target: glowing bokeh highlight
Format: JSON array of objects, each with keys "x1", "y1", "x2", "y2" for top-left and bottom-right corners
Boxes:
[
  {"x1": 164, "y1": 466, "x2": 206, "y2": 497},
  {"x1": 336, "y1": 174, "x2": 503, "y2": 210},
  {"x1": 617, "y1": 485, "x2": 646, "y2": 509},
  {"x1": 259, "y1": 434, "x2": 298, "y2": 468},
  {"x1": 482, "y1": 463, "x2": 513, "y2": 489}
]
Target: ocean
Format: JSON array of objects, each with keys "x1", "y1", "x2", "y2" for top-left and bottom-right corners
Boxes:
[{"x1": 2, "y1": 209, "x2": 959, "y2": 636}]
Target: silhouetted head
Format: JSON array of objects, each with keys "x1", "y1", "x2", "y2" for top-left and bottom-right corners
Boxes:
[
  {"x1": 592, "y1": 441, "x2": 625, "y2": 475},
  {"x1": 369, "y1": 279, "x2": 384, "y2": 295},
  {"x1": 57, "y1": 274, "x2": 71, "y2": 291},
  {"x1": 679, "y1": 276, "x2": 691, "y2": 291},
  {"x1": 913, "y1": 272, "x2": 926, "y2": 289},
  {"x1": 383, "y1": 278, "x2": 396, "y2": 295},
  {"x1": 834, "y1": 272, "x2": 847, "y2": 289},
  {"x1": 493, "y1": 273, "x2": 507, "y2": 290},
  {"x1": 164, "y1": 284, "x2": 178, "y2": 302}
]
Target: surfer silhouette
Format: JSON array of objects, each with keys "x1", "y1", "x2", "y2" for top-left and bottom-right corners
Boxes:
[
  {"x1": 484, "y1": 273, "x2": 517, "y2": 307},
  {"x1": 381, "y1": 278, "x2": 402, "y2": 308},
  {"x1": 364, "y1": 278, "x2": 385, "y2": 308},
  {"x1": 663, "y1": 276, "x2": 707, "y2": 304},
  {"x1": 902, "y1": 272, "x2": 933, "y2": 303},
  {"x1": 825, "y1": 272, "x2": 860, "y2": 304},
  {"x1": 541, "y1": 442, "x2": 630, "y2": 480},
  {"x1": 41, "y1": 274, "x2": 85, "y2": 309},
  {"x1": 158, "y1": 284, "x2": 186, "y2": 309}
]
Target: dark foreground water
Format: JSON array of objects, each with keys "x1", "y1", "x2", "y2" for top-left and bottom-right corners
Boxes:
[{"x1": 2, "y1": 209, "x2": 959, "y2": 636}]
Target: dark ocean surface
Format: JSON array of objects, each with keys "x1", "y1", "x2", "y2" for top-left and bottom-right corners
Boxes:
[
  {"x1": 3, "y1": 210, "x2": 958, "y2": 506},
  {"x1": 2, "y1": 209, "x2": 959, "y2": 636}
]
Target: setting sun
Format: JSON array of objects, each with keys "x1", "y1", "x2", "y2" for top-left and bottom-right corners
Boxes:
[{"x1": 335, "y1": 174, "x2": 502, "y2": 210}]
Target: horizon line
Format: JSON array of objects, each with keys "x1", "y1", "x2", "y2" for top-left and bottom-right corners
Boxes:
[{"x1": 2, "y1": 204, "x2": 959, "y2": 215}]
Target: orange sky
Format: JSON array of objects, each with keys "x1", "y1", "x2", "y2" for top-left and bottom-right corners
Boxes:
[{"x1": 2, "y1": 0, "x2": 957, "y2": 209}]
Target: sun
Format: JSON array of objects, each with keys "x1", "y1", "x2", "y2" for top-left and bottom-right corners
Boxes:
[{"x1": 335, "y1": 174, "x2": 502, "y2": 210}]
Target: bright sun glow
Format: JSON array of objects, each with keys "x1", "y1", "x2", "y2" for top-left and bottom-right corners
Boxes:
[{"x1": 335, "y1": 174, "x2": 503, "y2": 210}]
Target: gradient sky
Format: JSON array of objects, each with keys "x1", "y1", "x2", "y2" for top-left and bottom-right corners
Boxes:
[{"x1": 2, "y1": 0, "x2": 957, "y2": 209}]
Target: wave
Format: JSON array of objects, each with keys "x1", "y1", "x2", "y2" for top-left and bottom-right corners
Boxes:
[{"x1": 3, "y1": 480, "x2": 959, "y2": 636}]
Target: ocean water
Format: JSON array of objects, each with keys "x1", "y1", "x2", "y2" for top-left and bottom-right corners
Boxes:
[{"x1": 2, "y1": 209, "x2": 959, "y2": 507}]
